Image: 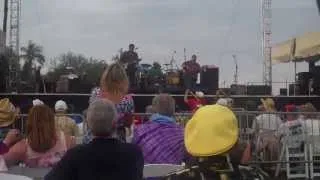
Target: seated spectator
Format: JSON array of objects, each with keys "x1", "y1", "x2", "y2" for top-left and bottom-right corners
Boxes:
[
  {"x1": 252, "y1": 98, "x2": 282, "y2": 161},
  {"x1": 32, "y1": 99, "x2": 44, "y2": 106},
  {"x1": 299, "y1": 103, "x2": 320, "y2": 152},
  {"x1": 3, "y1": 105, "x2": 75, "y2": 167},
  {"x1": 278, "y1": 105, "x2": 305, "y2": 148},
  {"x1": 133, "y1": 94, "x2": 186, "y2": 165},
  {"x1": 252, "y1": 98, "x2": 282, "y2": 132},
  {"x1": 45, "y1": 99, "x2": 144, "y2": 180},
  {"x1": 83, "y1": 63, "x2": 129, "y2": 144},
  {"x1": 143, "y1": 105, "x2": 154, "y2": 123},
  {"x1": 0, "y1": 98, "x2": 21, "y2": 154},
  {"x1": 300, "y1": 103, "x2": 319, "y2": 136},
  {"x1": 0, "y1": 98, "x2": 19, "y2": 140},
  {"x1": 183, "y1": 104, "x2": 242, "y2": 179},
  {"x1": 184, "y1": 89, "x2": 206, "y2": 113},
  {"x1": 55, "y1": 100, "x2": 79, "y2": 137}
]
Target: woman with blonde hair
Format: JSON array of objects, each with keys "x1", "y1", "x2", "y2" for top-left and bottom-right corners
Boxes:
[
  {"x1": 3, "y1": 105, "x2": 75, "y2": 167},
  {"x1": 83, "y1": 63, "x2": 129, "y2": 143}
]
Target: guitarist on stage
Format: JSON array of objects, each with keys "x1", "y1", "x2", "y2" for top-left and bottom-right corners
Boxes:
[
  {"x1": 120, "y1": 44, "x2": 141, "y2": 88},
  {"x1": 182, "y1": 54, "x2": 201, "y2": 91}
]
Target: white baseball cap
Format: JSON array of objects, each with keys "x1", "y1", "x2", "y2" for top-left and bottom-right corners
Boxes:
[
  {"x1": 32, "y1": 99, "x2": 44, "y2": 106},
  {"x1": 55, "y1": 100, "x2": 68, "y2": 112},
  {"x1": 195, "y1": 91, "x2": 204, "y2": 98}
]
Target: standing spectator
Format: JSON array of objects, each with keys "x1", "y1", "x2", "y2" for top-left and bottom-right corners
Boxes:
[
  {"x1": 133, "y1": 94, "x2": 186, "y2": 165},
  {"x1": 46, "y1": 99, "x2": 144, "y2": 180},
  {"x1": 83, "y1": 63, "x2": 129, "y2": 144},
  {"x1": 184, "y1": 89, "x2": 206, "y2": 113},
  {"x1": 116, "y1": 94, "x2": 135, "y2": 142},
  {"x1": 54, "y1": 100, "x2": 79, "y2": 137},
  {"x1": 3, "y1": 105, "x2": 75, "y2": 167}
]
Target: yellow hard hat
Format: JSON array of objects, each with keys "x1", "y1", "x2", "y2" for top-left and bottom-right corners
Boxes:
[{"x1": 184, "y1": 104, "x2": 239, "y2": 157}]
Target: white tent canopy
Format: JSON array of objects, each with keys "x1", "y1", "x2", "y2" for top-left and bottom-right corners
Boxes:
[{"x1": 272, "y1": 32, "x2": 320, "y2": 64}]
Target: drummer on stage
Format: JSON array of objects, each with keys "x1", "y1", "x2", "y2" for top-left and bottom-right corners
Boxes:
[
  {"x1": 182, "y1": 54, "x2": 201, "y2": 91},
  {"x1": 119, "y1": 44, "x2": 140, "y2": 88}
]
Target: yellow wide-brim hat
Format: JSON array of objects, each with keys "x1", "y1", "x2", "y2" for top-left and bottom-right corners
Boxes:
[
  {"x1": 184, "y1": 104, "x2": 239, "y2": 157},
  {"x1": 0, "y1": 98, "x2": 17, "y2": 128}
]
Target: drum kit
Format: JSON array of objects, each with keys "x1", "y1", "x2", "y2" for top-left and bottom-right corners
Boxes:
[{"x1": 133, "y1": 62, "x2": 183, "y2": 91}]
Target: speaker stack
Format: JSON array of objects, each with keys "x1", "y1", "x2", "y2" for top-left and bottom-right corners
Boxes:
[
  {"x1": 311, "y1": 66, "x2": 320, "y2": 95},
  {"x1": 297, "y1": 72, "x2": 313, "y2": 95},
  {"x1": 200, "y1": 65, "x2": 219, "y2": 94}
]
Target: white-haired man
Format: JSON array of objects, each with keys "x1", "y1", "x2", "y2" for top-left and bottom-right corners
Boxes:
[
  {"x1": 54, "y1": 100, "x2": 79, "y2": 137},
  {"x1": 46, "y1": 99, "x2": 144, "y2": 180}
]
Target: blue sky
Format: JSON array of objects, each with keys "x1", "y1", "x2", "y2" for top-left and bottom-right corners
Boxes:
[{"x1": 1, "y1": 0, "x2": 320, "y2": 94}]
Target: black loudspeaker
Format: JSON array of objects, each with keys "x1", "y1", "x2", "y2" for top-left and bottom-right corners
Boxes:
[
  {"x1": 200, "y1": 66, "x2": 219, "y2": 94},
  {"x1": 230, "y1": 84, "x2": 246, "y2": 95},
  {"x1": 246, "y1": 85, "x2": 271, "y2": 95},
  {"x1": 297, "y1": 72, "x2": 313, "y2": 95},
  {"x1": 289, "y1": 84, "x2": 300, "y2": 96},
  {"x1": 312, "y1": 66, "x2": 320, "y2": 95},
  {"x1": 317, "y1": 0, "x2": 320, "y2": 14},
  {"x1": 280, "y1": 88, "x2": 288, "y2": 96}
]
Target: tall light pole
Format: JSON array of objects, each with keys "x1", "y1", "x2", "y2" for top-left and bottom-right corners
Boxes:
[
  {"x1": 261, "y1": 0, "x2": 272, "y2": 90},
  {"x1": 232, "y1": 54, "x2": 238, "y2": 85}
]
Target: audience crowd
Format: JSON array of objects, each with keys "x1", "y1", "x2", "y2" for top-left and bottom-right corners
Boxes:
[{"x1": 0, "y1": 62, "x2": 319, "y2": 179}]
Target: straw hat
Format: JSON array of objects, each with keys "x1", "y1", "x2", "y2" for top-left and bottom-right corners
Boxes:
[
  {"x1": 260, "y1": 98, "x2": 276, "y2": 112},
  {"x1": 300, "y1": 103, "x2": 317, "y2": 112},
  {"x1": 0, "y1": 98, "x2": 17, "y2": 128},
  {"x1": 184, "y1": 104, "x2": 239, "y2": 157}
]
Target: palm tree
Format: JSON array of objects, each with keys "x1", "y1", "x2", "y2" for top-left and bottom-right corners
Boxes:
[{"x1": 20, "y1": 41, "x2": 45, "y2": 81}]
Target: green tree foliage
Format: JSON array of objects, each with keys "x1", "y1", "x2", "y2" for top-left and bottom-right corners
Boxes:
[
  {"x1": 47, "y1": 52, "x2": 107, "y2": 86},
  {"x1": 20, "y1": 41, "x2": 45, "y2": 81}
]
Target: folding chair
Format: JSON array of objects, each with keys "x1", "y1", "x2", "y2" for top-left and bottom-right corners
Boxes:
[
  {"x1": 143, "y1": 164, "x2": 185, "y2": 178},
  {"x1": 308, "y1": 135, "x2": 320, "y2": 179},
  {"x1": 285, "y1": 143, "x2": 309, "y2": 179},
  {"x1": 276, "y1": 123, "x2": 309, "y2": 179},
  {"x1": 0, "y1": 174, "x2": 32, "y2": 180}
]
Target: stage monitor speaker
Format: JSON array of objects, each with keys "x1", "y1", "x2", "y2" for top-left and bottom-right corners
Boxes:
[
  {"x1": 200, "y1": 66, "x2": 219, "y2": 94},
  {"x1": 280, "y1": 88, "x2": 288, "y2": 96},
  {"x1": 246, "y1": 85, "x2": 271, "y2": 95},
  {"x1": 230, "y1": 84, "x2": 246, "y2": 95},
  {"x1": 289, "y1": 84, "x2": 300, "y2": 96}
]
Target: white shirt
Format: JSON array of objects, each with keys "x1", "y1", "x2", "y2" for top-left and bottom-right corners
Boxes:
[{"x1": 252, "y1": 113, "x2": 282, "y2": 132}]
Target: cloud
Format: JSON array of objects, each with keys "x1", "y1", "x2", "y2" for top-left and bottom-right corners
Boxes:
[{"x1": 1, "y1": 0, "x2": 319, "y2": 94}]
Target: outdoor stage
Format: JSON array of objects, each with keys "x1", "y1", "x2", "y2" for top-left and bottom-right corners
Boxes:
[{"x1": 1, "y1": 93, "x2": 320, "y2": 114}]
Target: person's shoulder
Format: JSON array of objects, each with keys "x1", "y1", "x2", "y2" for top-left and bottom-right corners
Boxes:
[{"x1": 120, "y1": 142, "x2": 142, "y2": 155}]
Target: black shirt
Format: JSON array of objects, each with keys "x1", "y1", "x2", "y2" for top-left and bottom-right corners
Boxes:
[
  {"x1": 120, "y1": 51, "x2": 139, "y2": 65},
  {"x1": 45, "y1": 138, "x2": 144, "y2": 180}
]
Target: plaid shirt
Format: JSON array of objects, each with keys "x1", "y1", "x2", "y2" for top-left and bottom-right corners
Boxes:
[{"x1": 182, "y1": 60, "x2": 201, "y2": 76}]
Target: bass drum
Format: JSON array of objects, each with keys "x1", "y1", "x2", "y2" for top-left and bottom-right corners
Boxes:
[{"x1": 166, "y1": 71, "x2": 180, "y2": 85}]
